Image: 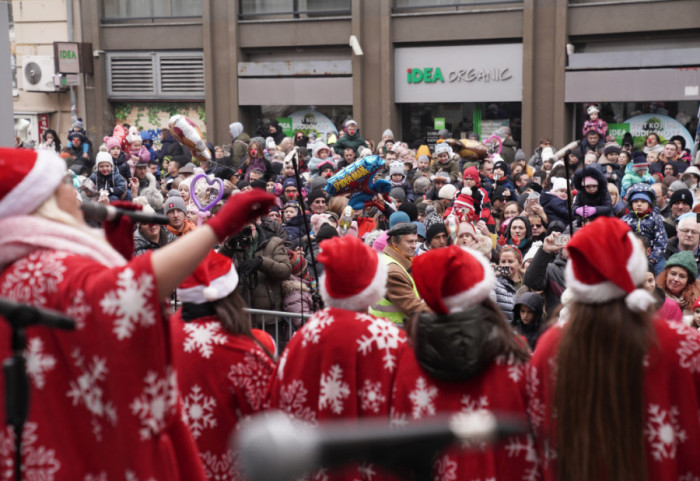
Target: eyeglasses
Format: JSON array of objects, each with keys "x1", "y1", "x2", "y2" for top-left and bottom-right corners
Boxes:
[
  {"x1": 678, "y1": 228, "x2": 700, "y2": 236},
  {"x1": 530, "y1": 223, "x2": 543, "y2": 228}
]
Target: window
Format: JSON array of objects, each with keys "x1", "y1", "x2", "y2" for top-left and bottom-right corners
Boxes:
[
  {"x1": 106, "y1": 51, "x2": 205, "y2": 100},
  {"x1": 394, "y1": 0, "x2": 521, "y2": 10},
  {"x1": 238, "y1": 0, "x2": 350, "y2": 19},
  {"x1": 103, "y1": 0, "x2": 201, "y2": 19}
]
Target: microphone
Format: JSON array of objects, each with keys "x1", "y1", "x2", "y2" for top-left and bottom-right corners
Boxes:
[
  {"x1": 0, "y1": 298, "x2": 76, "y2": 331},
  {"x1": 81, "y1": 202, "x2": 170, "y2": 225},
  {"x1": 235, "y1": 410, "x2": 529, "y2": 481}
]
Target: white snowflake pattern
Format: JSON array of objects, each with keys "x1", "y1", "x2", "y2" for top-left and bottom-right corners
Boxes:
[
  {"x1": 505, "y1": 435, "x2": 539, "y2": 481},
  {"x1": 181, "y1": 384, "x2": 217, "y2": 439},
  {"x1": 390, "y1": 407, "x2": 409, "y2": 428},
  {"x1": 182, "y1": 322, "x2": 227, "y2": 359},
  {"x1": 356, "y1": 317, "x2": 403, "y2": 371},
  {"x1": 496, "y1": 353, "x2": 525, "y2": 383},
  {"x1": 679, "y1": 473, "x2": 700, "y2": 481},
  {"x1": 459, "y1": 395, "x2": 489, "y2": 450},
  {"x1": 130, "y1": 369, "x2": 178, "y2": 440},
  {"x1": 228, "y1": 351, "x2": 274, "y2": 411},
  {"x1": 279, "y1": 379, "x2": 317, "y2": 425},
  {"x1": 358, "y1": 463, "x2": 377, "y2": 481},
  {"x1": 199, "y1": 451, "x2": 238, "y2": 481},
  {"x1": 278, "y1": 349, "x2": 290, "y2": 380},
  {"x1": 25, "y1": 337, "x2": 56, "y2": 390},
  {"x1": 66, "y1": 289, "x2": 92, "y2": 330},
  {"x1": 0, "y1": 422, "x2": 61, "y2": 481},
  {"x1": 358, "y1": 380, "x2": 387, "y2": 414},
  {"x1": 301, "y1": 309, "x2": 335, "y2": 347},
  {"x1": 433, "y1": 455, "x2": 457, "y2": 481},
  {"x1": 319, "y1": 365, "x2": 351, "y2": 414},
  {"x1": 125, "y1": 471, "x2": 157, "y2": 481},
  {"x1": 645, "y1": 404, "x2": 687, "y2": 461},
  {"x1": 66, "y1": 348, "x2": 117, "y2": 441},
  {"x1": 100, "y1": 268, "x2": 156, "y2": 340},
  {"x1": 525, "y1": 366, "x2": 545, "y2": 429},
  {"x1": 676, "y1": 329, "x2": 700, "y2": 373},
  {"x1": 84, "y1": 473, "x2": 108, "y2": 481},
  {"x1": 408, "y1": 377, "x2": 438, "y2": 419},
  {"x1": 0, "y1": 250, "x2": 67, "y2": 305}
]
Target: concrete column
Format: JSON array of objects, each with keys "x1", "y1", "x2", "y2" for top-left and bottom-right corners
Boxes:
[
  {"x1": 0, "y1": 4, "x2": 14, "y2": 146},
  {"x1": 522, "y1": 0, "x2": 568, "y2": 153}
]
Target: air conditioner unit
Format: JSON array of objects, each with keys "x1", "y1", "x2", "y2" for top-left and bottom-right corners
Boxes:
[{"x1": 22, "y1": 56, "x2": 59, "y2": 92}]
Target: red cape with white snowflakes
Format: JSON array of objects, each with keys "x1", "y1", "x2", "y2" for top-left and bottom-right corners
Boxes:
[
  {"x1": 527, "y1": 317, "x2": 700, "y2": 479},
  {"x1": 267, "y1": 307, "x2": 407, "y2": 481},
  {"x1": 0, "y1": 249, "x2": 206, "y2": 481},
  {"x1": 390, "y1": 348, "x2": 538, "y2": 481},
  {"x1": 171, "y1": 314, "x2": 276, "y2": 481}
]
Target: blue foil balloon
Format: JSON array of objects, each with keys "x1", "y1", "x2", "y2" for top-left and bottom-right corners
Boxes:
[{"x1": 324, "y1": 155, "x2": 386, "y2": 197}]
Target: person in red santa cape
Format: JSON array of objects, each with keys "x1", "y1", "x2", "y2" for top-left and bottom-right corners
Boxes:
[
  {"x1": 0, "y1": 147, "x2": 275, "y2": 480},
  {"x1": 527, "y1": 216, "x2": 700, "y2": 481},
  {"x1": 267, "y1": 235, "x2": 407, "y2": 480},
  {"x1": 390, "y1": 245, "x2": 535, "y2": 481},
  {"x1": 171, "y1": 250, "x2": 276, "y2": 479}
]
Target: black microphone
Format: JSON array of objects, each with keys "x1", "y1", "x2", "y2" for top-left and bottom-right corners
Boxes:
[
  {"x1": 235, "y1": 410, "x2": 529, "y2": 481},
  {"x1": 81, "y1": 202, "x2": 170, "y2": 225},
  {"x1": 0, "y1": 298, "x2": 75, "y2": 331}
]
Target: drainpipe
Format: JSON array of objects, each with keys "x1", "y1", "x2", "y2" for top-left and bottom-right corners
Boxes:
[{"x1": 66, "y1": 0, "x2": 77, "y2": 125}]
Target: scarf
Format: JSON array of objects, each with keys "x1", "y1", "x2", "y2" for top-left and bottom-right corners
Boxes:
[{"x1": 0, "y1": 216, "x2": 126, "y2": 271}]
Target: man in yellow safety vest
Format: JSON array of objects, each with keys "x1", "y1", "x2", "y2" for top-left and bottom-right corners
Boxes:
[{"x1": 369, "y1": 222, "x2": 432, "y2": 324}]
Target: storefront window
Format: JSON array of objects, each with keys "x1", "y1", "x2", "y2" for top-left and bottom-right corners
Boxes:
[
  {"x1": 103, "y1": 0, "x2": 201, "y2": 19},
  {"x1": 573, "y1": 101, "x2": 699, "y2": 156},
  {"x1": 246, "y1": 105, "x2": 353, "y2": 145},
  {"x1": 400, "y1": 102, "x2": 522, "y2": 149},
  {"x1": 395, "y1": 0, "x2": 521, "y2": 8},
  {"x1": 239, "y1": 0, "x2": 351, "y2": 19}
]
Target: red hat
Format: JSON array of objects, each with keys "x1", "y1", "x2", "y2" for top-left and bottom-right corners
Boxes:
[
  {"x1": 317, "y1": 236, "x2": 387, "y2": 311},
  {"x1": 412, "y1": 245, "x2": 495, "y2": 315},
  {"x1": 177, "y1": 251, "x2": 239, "y2": 304},
  {"x1": 453, "y1": 187, "x2": 476, "y2": 221},
  {"x1": 0, "y1": 148, "x2": 66, "y2": 219},
  {"x1": 565, "y1": 216, "x2": 655, "y2": 312}
]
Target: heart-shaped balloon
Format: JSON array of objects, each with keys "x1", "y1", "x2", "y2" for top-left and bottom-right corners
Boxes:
[{"x1": 190, "y1": 174, "x2": 224, "y2": 219}]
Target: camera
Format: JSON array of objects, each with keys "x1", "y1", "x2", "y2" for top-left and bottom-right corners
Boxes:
[
  {"x1": 495, "y1": 265, "x2": 511, "y2": 277},
  {"x1": 235, "y1": 226, "x2": 254, "y2": 248}
]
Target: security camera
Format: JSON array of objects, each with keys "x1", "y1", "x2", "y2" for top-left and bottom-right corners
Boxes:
[{"x1": 349, "y1": 35, "x2": 363, "y2": 56}]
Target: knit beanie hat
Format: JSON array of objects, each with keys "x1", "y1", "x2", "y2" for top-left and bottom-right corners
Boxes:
[
  {"x1": 423, "y1": 205, "x2": 442, "y2": 233},
  {"x1": 550, "y1": 177, "x2": 568, "y2": 192},
  {"x1": 463, "y1": 166, "x2": 480, "y2": 182},
  {"x1": 389, "y1": 211, "x2": 411, "y2": 228},
  {"x1": 390, "y1": 187, "x2": 407, "y2": 203},
  {"x1": 399, "y1": 202, "x2": 418, "y2": 221},
  {"x1": 514, "y1": 149, "x2": 527, "y2": 163},
  {"x1": 0, "y1": 148, "x2": 66, "y2": 219},
  {"x1": 389, "y1": 161, "x2": 405, "y2": 179},
  {"x1": 307, "y1": 189, "x2": 327, "y2": 205},
  {"x1": 632, "y1": 151, "x2": 648, "y2": 169},
  {"x1": 604, "y1": 142, "x2": 621, "y2": 155},
  {"x1": 670, "y1": 188, "x2": 693, "y2": 207},
  {"x1": 282, "y1": 177, "x2": 299, "y2": 191},
  {"x1": 665, "y1": 251, "x2": 698, "y2": 283},
  {"x1": 438, "y1": 184, "x2": 457, "y2": 200},
  {"x1": 287, "y1": 249, "x2": 308, "y2": 277},
  {"x1": 426, "y1": 222, "x2": 447, "y2": 244},
  {"x1": 95, "y1": 151, "x2": 114, "y2": 169},
  {"x1": 316, "y1": 223, "x2": 339, "y2": 242},
  {"x1": 164, "y1": 195, "x2": 186, "y2": 215},
  {"x1": 72, "y1": 118, "x2": 84, "y2": 130},
  {"x1": 434, "y1": 142, "x2": 453, "y2": 158},
  {"x1": 103, "y1": 136, "x2": 121, "y2": 151}
]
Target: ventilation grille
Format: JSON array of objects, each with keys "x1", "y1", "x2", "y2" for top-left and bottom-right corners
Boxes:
[{"x1": 107, "y1": 52, "x2": 204, "y2": 99}]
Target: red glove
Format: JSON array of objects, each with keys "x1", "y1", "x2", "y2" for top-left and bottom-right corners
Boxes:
[
  {"x1": 104, "y1": 200, "x2": 142, "y2": 260},
  {"x1": 207, "y1": 190, "x2": 277, "y2": 241}
]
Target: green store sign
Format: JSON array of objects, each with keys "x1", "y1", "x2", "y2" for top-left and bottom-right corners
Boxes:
[{"x1": 406, "y1": 67, "x2": 445, "y2": 84}]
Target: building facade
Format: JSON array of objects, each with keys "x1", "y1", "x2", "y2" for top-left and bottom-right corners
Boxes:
[{"x1": 68, "y1": 0, "x2": 700, "y2": 154}]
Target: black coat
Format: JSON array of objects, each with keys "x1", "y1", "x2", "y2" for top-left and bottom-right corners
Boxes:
[
  {"x1": 512, "y1": 291, "x2": 545, "y2": 351},
  {"x1": 572, "y1": 167, "x2": 613, "y2": 218}
]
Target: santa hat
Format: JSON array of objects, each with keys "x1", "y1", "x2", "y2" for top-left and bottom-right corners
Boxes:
[
  {"x1": 317, "y1": 236, "x2": 387, "y2": 311},
  {"x1": 177, "y1": 251, "x2": 239, "y2": 304},
  {"x1": 0, "y1": 148, "x2": 66, "y2": 220},
  {"x1": 453, "y1": 188, "x2": 475, "y2": 217},
  {"x1": 565, "y1": 216, "x2": 655, "y2": 312},
  {"x1": 412, "y1": 245, "x2": 495, "y2": 315}
]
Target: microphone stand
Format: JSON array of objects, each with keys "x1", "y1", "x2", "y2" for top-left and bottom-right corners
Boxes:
[
  {"x1": 0, "y1": 298, "x2": 75, "y2": 481},
  {"x1": 562, "y1": 149, "x2": 575, "y2": 235}
]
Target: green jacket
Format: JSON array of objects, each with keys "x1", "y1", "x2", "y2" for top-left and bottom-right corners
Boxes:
[{"x1": 333, "y1": 131, "x2": 367, "y2": 155}]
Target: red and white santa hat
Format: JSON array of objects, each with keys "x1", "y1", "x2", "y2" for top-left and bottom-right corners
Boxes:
[
  {"x1": 412, "y1": 245, "x2": 495, "y2": 315},
  {"x1": 317, "y1": 236, "x2": 387, "y2": 311},
  {"x1": 0, "y1": 148, "x2": 67, "y2": 220},
  {"x1": 453, "y1": 187, "x2": 475, "y2": 215},
  {"x1": 177, "y1": 250, "x2": 239, "y2": 304},
  {"x1": 565, "y1": 216, "x2": 655, "y2": 312}
]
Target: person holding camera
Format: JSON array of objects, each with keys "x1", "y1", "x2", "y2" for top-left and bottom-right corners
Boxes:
[
  {"x1": 219, "y1": 218, "x2": 292, "y2": 334},
  {"x1": 493, "y1": 245, "x2": 524, "y2": 322}
]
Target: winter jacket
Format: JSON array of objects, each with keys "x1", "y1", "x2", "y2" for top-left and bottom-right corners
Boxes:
[
  {"x1": 621, "y1": 162, "x2": 654, "y2": 198},
  {"x1": 220, "y1": 229, "x2": 292, "y2": 318},
  {"x1": 282, "y1": 212, "x2": 307, "y2": 244},
  {"x1": 540, "y1": 191, "x2": 571, "y2": 226},
  {"x1": 88, "y1": 169, "x2": 128, "y2": 201},
  {"x1": 231, "y1": 132, "x2": 250, "y2": 170},
  {"x1": 523, "y1": 249, "x2": 567, "y2": 313},
  {"x1": 113, "y1": 152, "x2": 132, "y2": 183},
  {"x1": 572, "y1": 167, "x2": 613, "y2": 218},
  {"x1": 333, "y1": 130, "x2": 367, "y2": 155},
  {"x1": 156, "y1": 134, "x2": 188, "y2": 163},
  {"x1": 281, "y1": 275, "x2": 314, "y2": 322},
  {"x1": 579, "y1": 136, "x2": 605, "y2": 156},
  {"x1": 500, "y1": 137, "x2": 518, "y2": 165},
  {"x1": 381, "y1": 245, "x2": 432, "y2": 319},
  {"x1": 133, "y1": 226, "x2": 177, "y2": 256},
  {"x1": 128, "y1": 145, "x2": 151, "y2": 164},
  {"x1": 512, "y1": 291, "x2": 545, "y2": 351},
  {"x1": 493, "y1": 276, "x2": 518, "y2": 322},
  {"x1": 622, "y1": 209, "x2": 668, "y2": 265},
  {"x1": 429, "y1": 157, "x2": 461, "y2": 183},
  {"x1": 493, "y1": 177, "x2": 518, "y2": 202},
  {"x1": 649, "y1": 157, "x2": 679, "y2": 176}
]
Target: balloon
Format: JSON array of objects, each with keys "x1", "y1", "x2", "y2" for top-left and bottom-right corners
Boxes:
[
  {"x1": 169, "y1": 115, "x2": 211, "y2": 163},
  {"x1": 190, "y1": 173, "x2": 224, "y2": 225},
  {"x1": 446, "y1": 138, "x2": 488, "y2": 160},
  {"x1": 484, "y1": 134, "x2": 503, "y2": 155},
  {"x1": 324, "y1": 155, "x2": 385, "y2": 197},
  {"x1": 113, "y1": 125, "x2": 129, "y2": 153}
]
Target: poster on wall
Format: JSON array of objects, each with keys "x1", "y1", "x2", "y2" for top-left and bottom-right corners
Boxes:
[
  {"x1": 609, "y1": 114, "x2": 693, "y2": 153},
  {"x1": 278, "y1": 109, "x2": 339, "y2": 144},
  {"x1": 479, "y1": 119, "x2": 509, "y2": 143}
]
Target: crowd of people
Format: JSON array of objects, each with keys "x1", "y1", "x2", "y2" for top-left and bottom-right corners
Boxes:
[{"x1": 2, "y1": 105, "x2": 700, "y2": 480}]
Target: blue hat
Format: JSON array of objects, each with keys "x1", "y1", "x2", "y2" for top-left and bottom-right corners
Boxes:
[
  {"x1": 389, "y1": 211, "x2": 410, "y2": 228},
  {"x1": 629, "y1": 191, "x2": 653, "y2": 205},
  {"x1": 413, "y1": 221, "x2": 426, "y2": 239}
]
